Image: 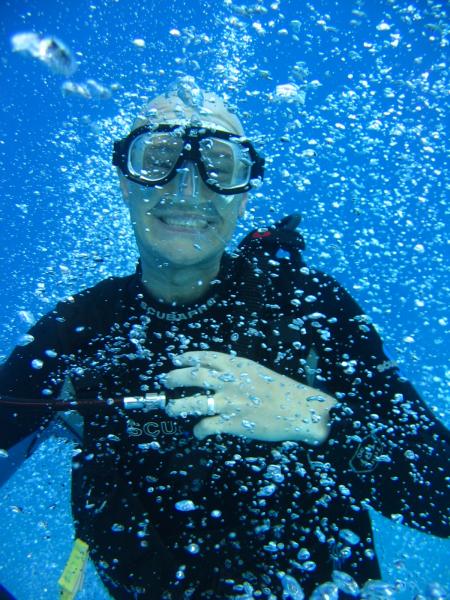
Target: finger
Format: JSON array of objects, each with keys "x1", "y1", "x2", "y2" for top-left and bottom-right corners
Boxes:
[
  {"x1": 192, "y1": 416, "x2": 227, "y2": 439},
  {"x1": 173, "y1": 351, "x2": 230, "y2": 370},
  {"x1": 164, "y1": 367, "x2": 221, "y2": 391},
  {"x1": 165, "y1": 394, "x2": 211, "y2": 417},
  {"x1": 166, "y1": 394, "x2": 226, "y2": 417},
  {"x1": 193, "y1": 415, "x2": 248, "y2": 440},
  {"x1": 174, "y1": 352, "x2": 255, "y2": 383}
]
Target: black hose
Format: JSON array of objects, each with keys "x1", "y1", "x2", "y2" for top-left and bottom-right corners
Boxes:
[
  {"x1": 0, "y1": 392, "x2": 168, "y2": 413},
  {"x1": 0, "y1": 394, "x2": 119, "y2": 411}
]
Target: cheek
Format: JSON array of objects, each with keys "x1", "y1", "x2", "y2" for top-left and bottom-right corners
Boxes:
[
  {"x1": 128, "y1": 200, "x2": 157, "y2": 226},
  {"x1": 128, "y1": 183, "x2": 161, "y2": 210},
  {"x1": 213, "y1": 195, "x2": 239, "y2": 221},
  {"x1": 219, "y1": 204, "x2": 241, "y2": 234}
]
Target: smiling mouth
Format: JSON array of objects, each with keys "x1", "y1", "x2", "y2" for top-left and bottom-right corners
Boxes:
[{"x1": 154, "y1": 213, "x2": 217, "y2": 231}]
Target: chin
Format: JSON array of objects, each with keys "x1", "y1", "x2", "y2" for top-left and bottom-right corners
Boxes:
[
  {"x1": 152, "y1": 227, "x2": 224, "y2": 256},
  {"x1": 158, "y1": 244, "x2": 222, "y2": 266}
]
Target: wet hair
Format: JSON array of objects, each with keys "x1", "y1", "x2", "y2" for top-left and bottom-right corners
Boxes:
[{"x1": 132, "y1": 77, "x2": 245, "y2": 135}]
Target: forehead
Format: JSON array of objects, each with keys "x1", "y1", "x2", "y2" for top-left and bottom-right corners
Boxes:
[{"x1": 133, "y1": 94, "x2": 245, "y2": 135}]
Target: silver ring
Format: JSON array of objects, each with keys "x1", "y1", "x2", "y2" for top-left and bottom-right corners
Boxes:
[{"x1": 207, "y1": 396, "x2": 215, "y2": 415}]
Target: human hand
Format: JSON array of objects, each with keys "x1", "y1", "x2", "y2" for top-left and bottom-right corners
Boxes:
[{"x1": 163, "y1": 351, "x2": 336, "y2": 444}]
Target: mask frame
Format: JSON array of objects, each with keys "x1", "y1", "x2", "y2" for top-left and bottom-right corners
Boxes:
[{"x1": 113, "y1": 124, "x2": 265, "y2": 195}]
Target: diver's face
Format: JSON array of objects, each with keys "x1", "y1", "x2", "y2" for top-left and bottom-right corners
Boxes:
[
  {"x1": 121, "y1": 175, "x2": 245, "y2": 268},
  {"x1": 120, "y1": 100, "x2": 247, "y2": 268}
]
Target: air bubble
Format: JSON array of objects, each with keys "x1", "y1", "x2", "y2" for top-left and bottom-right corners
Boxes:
[
  {"x1": 185, "y1": 543, "x2": 200, "y2": 554},
  {"x1": 11, "y1": 32, "x2": 77, "y2": 76},
  {"x1": 17, "y1": 334, "x2": 34, "y2": 346},
  {"x1": 257, "y1": 484, "x2": 276, "y2": 497},
  {"x1": 339, "y1": 529, "x2": 360, "y2": 546},
  {"x1": 310, "y1": 582, "x2": 339, "y2": 600},
  {"x1": 332, "y1": 570, "x2": 360, "y2": 596},
  {"x1": 175, "y1": 500, "x2": 197, "y2": 512},
  {"x1": 279, "y1": 573, "x2": 304, "y2": 599},
  {"x1": 297, "y1": 548, "x2": 310, "y2": 561}
]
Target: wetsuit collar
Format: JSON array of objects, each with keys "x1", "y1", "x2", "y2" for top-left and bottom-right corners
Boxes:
[{"x1": 131, "y1": 255, "x2": 233, "y2": 321}]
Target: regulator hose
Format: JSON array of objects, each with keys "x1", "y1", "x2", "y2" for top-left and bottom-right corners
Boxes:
[{"x1": 0, "y1": 392, "x2": 167, "y2": 412}]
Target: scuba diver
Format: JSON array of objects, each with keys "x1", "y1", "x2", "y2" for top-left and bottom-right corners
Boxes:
[{"x1": 0, "y1": 77, "x2": 448, "y2": 599}]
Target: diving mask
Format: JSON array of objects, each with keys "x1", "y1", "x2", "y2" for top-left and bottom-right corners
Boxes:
[{"x1": 113, "y1": 124, "x2": 265, "y2": 196}]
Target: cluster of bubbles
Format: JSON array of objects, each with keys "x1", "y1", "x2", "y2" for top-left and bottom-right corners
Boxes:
[
  {"x1": 280, "y1": 569, "x2": 450, "y2": 599},
  {"x1": 10, "y1": 31, "x2": 116, "y2": 101},
  {"x1": 10, "y1": 32, "x2": 77, "y2": 77},
  {"x1": 5, "y1": 4, "x2": 449, "y2": 405},
  {"x1": 3, "y1": 2, "x2": 448, "y2": 432},
  {"x1": 2, "y1": 2, "x2": 449, "y2": 597},
  {"x1": 232, "y1": 1, "x2": 449, "y2": 413},
  {"x1": 279, "y1": 570, "x2": 398, "y2": 599}
]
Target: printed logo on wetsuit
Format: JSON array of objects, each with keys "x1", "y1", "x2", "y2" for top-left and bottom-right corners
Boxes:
[
  {"x1": 127, "y1": 419, "x2": 181, "y2": 437},
  {"x1": 350, "y1": 433, "x2": 387, "y2": 473},
  {"x1": 142, "y1": 296, "x2": 217, "y2": 321}
]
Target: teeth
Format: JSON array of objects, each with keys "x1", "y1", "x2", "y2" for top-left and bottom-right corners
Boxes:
[{"x1": 161, "y1": 216, "x2": 210, "y2": 229}]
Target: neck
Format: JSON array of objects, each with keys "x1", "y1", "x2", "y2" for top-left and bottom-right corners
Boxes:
[{"x1": 140, "y1": 255, "x2": 223, "y2": 305}]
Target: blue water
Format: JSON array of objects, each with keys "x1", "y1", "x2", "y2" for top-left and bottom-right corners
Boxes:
[{"x1": 0, "y1": 0, "x2": 449, "y2": 598}]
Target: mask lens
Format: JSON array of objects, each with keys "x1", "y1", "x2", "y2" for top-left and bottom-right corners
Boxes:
[
  {"x1": 199, "y1": 138, "x2": 252, "y2": 190},
  {"x1": 128, "y1": 132, "x2": 183, "y2": 182}
]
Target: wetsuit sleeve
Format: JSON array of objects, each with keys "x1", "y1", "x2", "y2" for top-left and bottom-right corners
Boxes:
[
  {"x1": 0, "y1": 275, "x2": 133, "y2": 453},
  {"x1": 305, "y1": 273, "x2": 449, "y2": 538},
  {"x1": 0, "y1": 298, "x2": 82, "y2": 450}
]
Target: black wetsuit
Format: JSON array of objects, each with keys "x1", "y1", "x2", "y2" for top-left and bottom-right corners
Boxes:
[{"x1": 0, "y1": 253, "x2": 448, "y2": 599}]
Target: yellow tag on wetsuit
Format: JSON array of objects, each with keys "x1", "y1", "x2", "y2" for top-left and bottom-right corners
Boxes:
[{"x1": 58, "y1": 538, "x2": 89, "y2": 599}]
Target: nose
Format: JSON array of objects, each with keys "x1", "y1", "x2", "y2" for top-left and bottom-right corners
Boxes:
[{"x1": 176, "y1": 160, "x2": 201, "y2": 201}]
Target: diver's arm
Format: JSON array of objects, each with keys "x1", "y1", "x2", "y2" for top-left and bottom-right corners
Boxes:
[
  {"x1": 305, "y1": 274, "x2": 450, "y2": 538},
  {"x1": 0, "y1": 297, "x2": 82, "y2": 450},
  {"x1": 0, "y1": 336, "x2": 60, "y2": 450},
  {"x1": 0, "y1": 345, "x2": 58, "y2": 486}
]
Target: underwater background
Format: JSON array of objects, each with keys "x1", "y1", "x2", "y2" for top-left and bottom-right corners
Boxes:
[{"x1": 0, "y1": 0, "x2": 449, "y2": 597}]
